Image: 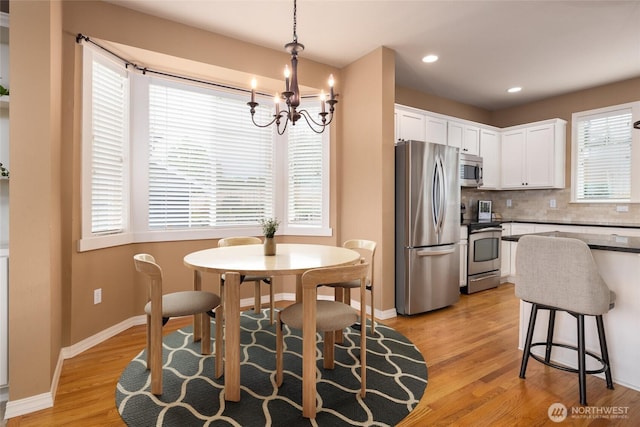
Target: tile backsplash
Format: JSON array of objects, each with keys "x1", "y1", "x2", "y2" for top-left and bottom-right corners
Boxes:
[{"x1": 462, "y1": 188, "x2": 640, "y2": 225}]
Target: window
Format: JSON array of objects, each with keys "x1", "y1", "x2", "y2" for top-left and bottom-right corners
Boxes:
[
  {"x1": 572, "y1": 102, "x2": 640, "y2": 203},
  {"x1": 147, "y1": 81, "x2": 274, "y2": 229},
  {"x1": 80, "y1": 45, "x2": 331, "y2": 251},
  {"x1": 81, "y1": 48, "x2": 131, "y2": 249}
]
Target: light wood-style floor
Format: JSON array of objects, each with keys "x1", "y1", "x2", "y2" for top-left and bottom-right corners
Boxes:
[{"x1": 6, "y1": 283, "x2": 639, "y2": 426}]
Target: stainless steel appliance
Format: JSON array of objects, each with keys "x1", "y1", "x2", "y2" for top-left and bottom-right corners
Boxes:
[
  {"x1": 463, "y1": 221, "x2": 502, "y2": 294},
  {"x1": 460, "y1": 153, "x2": 483, "y2": 187},
  {"x1": 395, "y1": 140, "x2": 460, "y2": 315}
]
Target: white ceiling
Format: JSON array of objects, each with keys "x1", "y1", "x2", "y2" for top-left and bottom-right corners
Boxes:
[{"x1": 106, "y1": 0, "x2": 640, "y2": 111}]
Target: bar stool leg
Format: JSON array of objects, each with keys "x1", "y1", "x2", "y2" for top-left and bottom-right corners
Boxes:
[
  {"x1": 577, "y1": 314, "x2": 587, "y2": 405},
  {"x1": 545, "y1": 309, "x2": 556, "y2": 363},
  {"x1": 520, "y1": 303, "x2": 538, "y2": 379},
  {"x1": 596, "y1": 315, "x2": 614, "y2": 390}
]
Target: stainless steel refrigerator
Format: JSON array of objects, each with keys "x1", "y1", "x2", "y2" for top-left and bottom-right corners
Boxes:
[{"x1": 395, "y1": 140, "x2": 460, "y2": 315}]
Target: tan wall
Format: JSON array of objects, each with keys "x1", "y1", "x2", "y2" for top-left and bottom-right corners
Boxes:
[
  {"x1": 339, "y1": 46, "x2": 395, "y2": 314},
  {"x1": 9, "y1": 0, "x2": 63, "y2": 400}
]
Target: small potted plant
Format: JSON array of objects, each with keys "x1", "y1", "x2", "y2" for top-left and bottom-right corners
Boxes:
[{"x1": 259, "y1": 217, "x2": 280, "y2": 255}]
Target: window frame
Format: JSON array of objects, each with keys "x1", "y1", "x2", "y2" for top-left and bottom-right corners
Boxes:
[
  {"x1": 571, "y1": 101, "x2": 640, "y2": 204},
  {"x1": 79, "y1": 46, "x2": 133, "y2": 252},
  {"x1": 79, "y1": 45, "x2": 332, "y2": 251}
]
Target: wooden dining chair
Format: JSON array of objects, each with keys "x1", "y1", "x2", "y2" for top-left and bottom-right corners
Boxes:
[
  {"x1": 133, "y1": 253, "x2": 222, "y2": 395},
  {"x1": 323, "y1": 239, "x2": 377, "y2": 335},
  {"x1": 218, "y1": 237, "x2": 275, "y2": 324},
  {"x1": 276, "y1": 261, "x2": 369, "y2": 418}
]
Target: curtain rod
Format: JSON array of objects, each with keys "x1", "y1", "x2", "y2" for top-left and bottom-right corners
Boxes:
[{"x1": 75, "y1": 33, "x2": 317, "y2": 100}]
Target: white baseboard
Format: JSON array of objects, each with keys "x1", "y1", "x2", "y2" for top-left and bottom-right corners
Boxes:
[
  {"x1": 4, "y1": 392, "x2": 53, "y2": 419},
  {"x1": 4, "y1": 315, "x2": 146, "y2": 419}
]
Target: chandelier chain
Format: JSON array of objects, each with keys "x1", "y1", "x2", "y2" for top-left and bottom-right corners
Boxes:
[{"x1": 292, "y1": 0, "x2": 298, "y2": 43}]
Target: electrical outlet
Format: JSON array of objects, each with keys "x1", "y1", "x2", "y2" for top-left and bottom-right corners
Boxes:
[
  {"x1": 506, "y1": 199, "x2": 512, "y2": 208},
  {"x1": 549, "y1": 199, "x2": 556, "y2": 208},
  {"x1": 94, "y1": 288, "x2": 102, "y2": 305}
]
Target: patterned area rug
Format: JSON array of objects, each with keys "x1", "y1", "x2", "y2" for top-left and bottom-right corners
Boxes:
[{"x1": 116, "y1": 310, "x2": 427, "y2": 426}]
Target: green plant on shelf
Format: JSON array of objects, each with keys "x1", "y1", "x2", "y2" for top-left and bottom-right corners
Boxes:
[
  {"x1": 0, "y1": 84, "x2": 8, "y2": 96},
  {"x1": 0, "y1": 162, "x2": 8, "y2": 178}
]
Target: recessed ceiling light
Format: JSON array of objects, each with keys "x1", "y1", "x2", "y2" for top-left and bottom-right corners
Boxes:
[
  {"x1": 422, "y1": 55, "x2": 439, "y2": 63},
  {"x1": 507, "y1": 86, "x2": 522, "y2": 93}
]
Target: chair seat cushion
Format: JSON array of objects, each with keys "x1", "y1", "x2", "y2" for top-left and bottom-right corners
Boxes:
[
  {"x1": 280, "y1": 300, "x2": 358, "y2": 332},
  {"x1": 145, "y1": 291, "x2": 220, "y2": 318},
  {"x1": 324, "y1": 279, "x2": 370, "y2": 289}
]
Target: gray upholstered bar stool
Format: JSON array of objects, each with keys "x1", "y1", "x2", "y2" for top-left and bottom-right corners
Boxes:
[{"x1": 516, "y1": 235, "x2": 615, "y2": 406}]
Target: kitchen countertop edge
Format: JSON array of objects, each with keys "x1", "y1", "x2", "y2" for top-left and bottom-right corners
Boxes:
[{"x1": 502, "y1": 231, "x2": 640, "y2": 254}]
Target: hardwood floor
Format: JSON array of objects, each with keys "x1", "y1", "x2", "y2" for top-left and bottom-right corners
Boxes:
[{"x1": 6, "y1": 283, "x2": 639, "y2": 426}]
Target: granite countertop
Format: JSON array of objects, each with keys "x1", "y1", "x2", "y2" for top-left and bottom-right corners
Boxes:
[{"x1": 503, "y1": 231, "x2": 640, "y2": 254}]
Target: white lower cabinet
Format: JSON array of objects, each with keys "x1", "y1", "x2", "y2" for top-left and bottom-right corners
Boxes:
[
  {"x1": 508, "y1": 223, "x2": 535, "y2": 279},
  {"x1": 460, "y1": 226, "x2": 467, "y2": 287},
  {"x1": 1, "y1": 254, "x2": 7, "y2": 393},
  {"x1": 500, "y1": 223, "x2": 511, "y2": 279}
]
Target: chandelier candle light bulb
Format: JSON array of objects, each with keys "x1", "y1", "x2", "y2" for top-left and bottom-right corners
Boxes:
[
  {"x1": 329, "y1": 74, "x2": 335, "y2": 99},
  {"x1": 251, "y1": 78, "x2": 256, "y2": 104},
  {"x1": 284, "y1": 65, "x2": 290, "y2": 92}
]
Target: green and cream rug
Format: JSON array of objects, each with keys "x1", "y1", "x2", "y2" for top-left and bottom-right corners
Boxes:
[{"x1": 116, "y1": 310, "x2": 427, "y2": 426}]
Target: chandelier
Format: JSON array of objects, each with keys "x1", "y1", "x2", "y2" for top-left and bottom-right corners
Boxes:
[{"x1": 248, "y1": 0, "x2": 338, "y2": 135}]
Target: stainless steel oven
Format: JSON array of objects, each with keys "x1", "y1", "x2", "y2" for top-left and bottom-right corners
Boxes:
[{"x1": 463, "y1": 223, "x2": 501, "y2": 294}]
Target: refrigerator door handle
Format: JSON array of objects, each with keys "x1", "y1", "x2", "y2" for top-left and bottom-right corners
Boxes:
[
  {"x1": 417, "y1": 245, "x2": 456, "y2": 257},
  {"x1": 438, "y1": 155, "x2": 448, "y2": 233},
  {"x1": 431, "y1": 156, "x2": 440, "y2": 233},
  {"x1": 432, "y1": 155, "x2": 446, "y2": 235}
]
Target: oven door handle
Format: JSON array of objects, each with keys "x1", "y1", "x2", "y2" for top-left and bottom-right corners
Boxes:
[
  {"x1": 470, "y1": 227, "x2": 502, "y2": 234},
  {"x1": 417, "y1": 246, "x2": 456, "y2": 257}
]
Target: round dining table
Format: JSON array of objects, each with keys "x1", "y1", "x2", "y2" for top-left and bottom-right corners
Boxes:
[{"x1": 183, "y1": 243, "x2": 361, "y2": 402}]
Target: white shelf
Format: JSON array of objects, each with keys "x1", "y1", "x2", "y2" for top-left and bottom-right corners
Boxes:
[{"x1": 0, "y1": 96, "x2": 8, "y2": 109}]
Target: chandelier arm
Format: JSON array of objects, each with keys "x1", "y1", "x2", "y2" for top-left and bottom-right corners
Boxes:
[
  {"x1": 249, "y1": 111, "x2": 286, "y2": 129},
  {"x1": 299, "y1": 109, "x2": 334, "y2": 127},
  {"x1": 297, "y1": 110, "x2": 331, "y2": 134}
]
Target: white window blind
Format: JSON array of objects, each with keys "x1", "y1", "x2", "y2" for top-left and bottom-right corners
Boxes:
[
  {"x1": 90, "y1": 59, "x2": 129, "y2": 234},
  {"x1": 575, "y1": 109, "x2": 632, "y2": 201},
  {"x1": 148, "y1": 82, "x2": 275, "y2": 229},
  {"x1": 288, "y1": 107, "x2": 324, "y2": 226}
]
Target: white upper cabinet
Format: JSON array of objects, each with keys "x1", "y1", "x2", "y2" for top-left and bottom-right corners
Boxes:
[
  {"x1": 394, "y1": 105, "x2": 564, "y2": 191},
  {"x1": 447, "y1": 120, "x2": 479, "y2": 155},
  {"x1": 425, "y1": 114, "x2": 447, "y2": 145},
  {"x1": 501, "y1": 119, "x2": 566, "y2": 189},
  {"x1": 479, "y1": 129, "x2": 500, "y2": 189},
  {"x1": 395, "y1": 107, "x2": 425, "y2": 142},
  {"x1": 395, "y1": 106, "x2": 446, "y2": 145}
]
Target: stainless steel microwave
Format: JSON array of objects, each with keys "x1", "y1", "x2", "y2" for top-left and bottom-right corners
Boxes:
[{"x1": 460, "y1": 153, "x2": 483, "y2": 187}]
